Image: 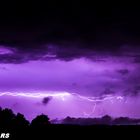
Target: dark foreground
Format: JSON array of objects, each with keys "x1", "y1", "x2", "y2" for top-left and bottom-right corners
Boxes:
[
  {"x1": 0, "y1": 125, "x2": 139, "y2": 139},
  {"x1": 0, "y1": 107, "x2": 139, "y2": 139}
]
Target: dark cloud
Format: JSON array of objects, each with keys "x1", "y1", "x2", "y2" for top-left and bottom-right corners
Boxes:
[
  {"x1": 42, "y1": 96, "x2": 52, "y2": 105},
  {"x1": 0, "y1": 43, "x2": 140, "y2": 64},
  {"x1": 132, "y1": 86, "x2": 140, "y2": 96},
  {"x1": 133, "y1": 55, "x2": 140, "y2": 63},
  {"x1": 101, "y1": 88, "x2": 115, "y2": 95},
  {"x1": 117, "y1": 69, "x2": 129, "y2": 75},
  {"x1": 0, "y1": 44, "x2": 98, "y2": 63},
  {"x1": 124, "y1": 85, "x2": 140, "y2": 96},
  {"x1": 0, "y1": 54, "x2": 27, "y2": 64},
  {"x1": 0, "y1": 45, "x2": 50, "y2": 64},
  {"x1": 0, "y1": 4, "x2": 140, "y2": 64}
]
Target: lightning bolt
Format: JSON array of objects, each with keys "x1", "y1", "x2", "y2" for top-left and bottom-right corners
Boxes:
[
  {"x1": 0, "y1": 91, "x2": 124, "y2": 104},
  {"x1": 0, "y1": 91, "x2": 71, "y2": 99},
  {"x1": 0, "y1": 91, "x2": 124, "y2": 117},
  {"x1": 72, "y1": 93, "x2": 124, "y2": 117},
  {"x1": 83, "y1": 103, "x2": 96, "y2": 117}
]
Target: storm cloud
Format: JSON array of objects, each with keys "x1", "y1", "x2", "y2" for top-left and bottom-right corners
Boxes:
[
  {"x1": 42, "y1": 96, "x2": 53, "y2": 105},
  {"x1": 0, "y1": 3, "x2": 140, "y2": 120},
  {"x1": 0, "y1": 44, "x2": 140, "y2": 64}
]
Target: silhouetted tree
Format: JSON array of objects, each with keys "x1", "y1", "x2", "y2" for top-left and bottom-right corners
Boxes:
[
  {"x1": 62, "y1": 116, "x2": 78, "y2": 124},
  {"x1": 101, "y1": 115, "x2": 112, "y2": 124},
  {"x1": 12, "y1": 113, "x2": 29, "y2": 129},
  {"x1": 31, "y1": 114, "x2": 50, "y2": 127},
  {"x1": 0, "y1": 106, "x2": 140, "y2": 128},
  {"x1": 113, "y1": 117, "x2": 131, "y2": 125},
  {"x1": 0, "y1": 108, "x2": 16, "y2": 128}
]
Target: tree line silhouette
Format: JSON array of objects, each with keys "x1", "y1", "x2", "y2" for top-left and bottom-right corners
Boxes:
[
  {"x1": 0, "y1": 107, "x2": 50, "y2": 129},
  {"x1": 61, "y1": 115, "x2": 140, "y2": 125},
  {"x1": 0, "y1": 107, "x2": 139, "y2": 129}
]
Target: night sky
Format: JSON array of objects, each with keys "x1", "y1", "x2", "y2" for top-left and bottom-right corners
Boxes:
[{"x1": 0, "y1": 3, "x2": 140, "y2": 121}]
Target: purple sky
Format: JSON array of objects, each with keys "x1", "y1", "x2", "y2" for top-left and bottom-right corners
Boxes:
[{"x1": 0, "y1": 45, "x2": 140, "y2": 121}]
